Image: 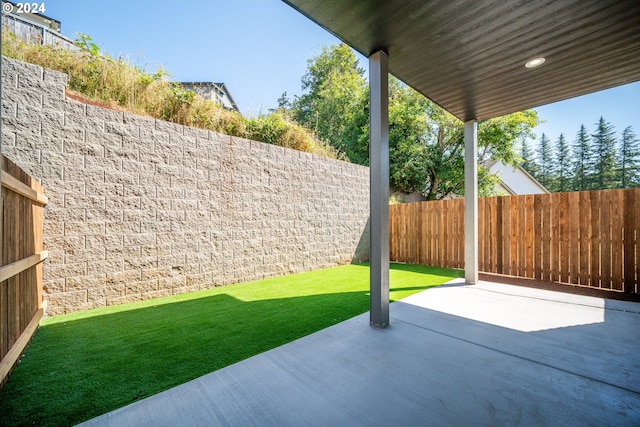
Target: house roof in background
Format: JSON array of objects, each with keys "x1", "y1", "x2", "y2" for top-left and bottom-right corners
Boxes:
[
  {"x1": 180, "y1": 81, "x2": 240, "y2": 112},
  {"x1": 283, "y1": 0, "x2": 640, "y2": 122},
  {"x1": 2, "y1": 1, "x2": 61, "y2": 31},
  {"x1": 484, "y1": 160, "x2": 549, "y2": 195}
]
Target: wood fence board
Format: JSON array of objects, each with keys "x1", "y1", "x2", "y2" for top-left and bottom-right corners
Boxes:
[
  {"x1": 478, "y1": 198, "x2": 485, "y2": 271},
  {"x1": 406, "y1": 203, "x2": 413, "y2": 263},
  {"x1": 508, "y1": 197, "x2": 517, "y2": 276},
  {"x1": 390, "y1": 205, "x2": 395, "y2": 261},
  {"x1": 548, "y1": 194, "x2": 555, "y2": 281},
  {"x1": 579, "y1": 192, "x2": 592, "y2": 286},
  {"x1": 636, "y1": 188, "x2": 640, "y2": 294},
  {"x1": 502, "y1": 197, "x2": 511, "y2": 276},
  {"x1": 437, "y1": 201, "x2": 444, "y2": 266},
  {"x1": 534, "y1": 195, "x2": 543, "y2": 280},
  {"x1": 525, "y1": 195, "x2": 534, "y2": 278},
  {"x1": 622, "y1": 189, "x2": 633, "y2": 291},
  {"x1": 408, "y1": 203, "x2": 415, "y2": 264},
  {"x1": 590, "y1": 191, "x2": 601, "y2": 288},
  {"x1": 541, "y1": 194, "x2": 551, "y2": 281},
  {"x1": 492, "y1": 197, "x2": 498, "y2": 273},
  {"x1": 567, "y1": 192, "x2": 580, "y2": 284},
  {"x1": 558, "y1": 193, "x2": 569, "y2": 283},
  {"x1": 496, "y1": 197, "x2": 504, "y2": 274},
  {"x1": 610, "y1": 190, "x2": 623, "y2": 291},
  {"x1": 456, "y1": 199, "x2": 463, "y2": 268},
  {"x1": 600, "y1": 191, "x2": 612, "y2": 289},
  {"x1": 516, "y1": 196, "x2": 525, "y2": 276},
  {"x1": 453, "y1": 200, "x2": 457, "y2": 268},
  {"x1": 484, "y1": 197, "x2": 495, "y2": 273},
  {"x1": 0, "y1": 280, "x2": 6, "y2": 360},
  {"x1": 447, "y1": 201, "x2": 452, "y2": 268}
]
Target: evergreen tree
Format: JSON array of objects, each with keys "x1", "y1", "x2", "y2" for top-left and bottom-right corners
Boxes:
[
  {"x1": 536, "y1": 133, "x2": 553, "y2": 189},
  {"x1": 572, "y1": 124, "x2": 592, "y2": 191},
  {"x1": 519, "y1": 137, "x2": 539, "y2": 178},
  {"x1": 551, "y1": 133, "x2": 572, "y2": 192},
  {"x1": 591, "y1": 117, "x2": 618, "y2": 189},
  {"x1": 619, "y1": 126, "x2": 640, "y2": 188}
]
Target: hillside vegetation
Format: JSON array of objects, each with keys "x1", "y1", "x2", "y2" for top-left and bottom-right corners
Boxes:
[{"x1": 1, "y1": 31, "x2": 341, "y2": 159}]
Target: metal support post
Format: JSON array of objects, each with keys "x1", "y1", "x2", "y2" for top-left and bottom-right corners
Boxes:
[
  {"x1": 464, "y1": 120, "x2": 478, "y2": 284},
  {"x1": 369, "y1": 50, "x2": 390, "y2": 328}
]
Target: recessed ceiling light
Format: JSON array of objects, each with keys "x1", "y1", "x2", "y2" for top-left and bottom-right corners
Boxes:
[{"x1": 525, "y1": 57, "x2": 546, "y2": 68}]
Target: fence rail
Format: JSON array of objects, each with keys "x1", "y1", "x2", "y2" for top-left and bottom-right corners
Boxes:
[
  {"x1": 390, "y1": 188, "x2": 639, "y2": 294},
  {"x1": 0, "y1": 155, "x2": 48, "y2": 388}
]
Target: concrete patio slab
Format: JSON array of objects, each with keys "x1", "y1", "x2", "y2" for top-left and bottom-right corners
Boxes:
[{"x1": 79, "y1": 280, "x2": 640, "y2": 426}]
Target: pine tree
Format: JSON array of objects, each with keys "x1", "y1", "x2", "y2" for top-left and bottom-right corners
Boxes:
[
  {"x1": 552, "y1": 133, "x2": 572, "y2": 192},
  {"x1": 591, "y1": 117, "x2": 618, "y2": 189},
  {"x1": 536, "y1": 133, "x2": 553, "y2": 189},
  {"x1": 572, "y1": 125, "x2": 591, "y2": 191},
  {"x1": 619, "y1": 126, "x2": 640, "y2": 188},
  {"x1": 519, "y1": 137, "x2": 539, "y2": 178}
]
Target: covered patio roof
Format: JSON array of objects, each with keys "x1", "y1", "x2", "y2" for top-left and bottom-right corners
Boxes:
[
  {"x1": 283, "y1": 0, "x2": 640, "y2": 328},
  {"x1": 283, "y1": 0, "x2": 640, "y2": 121}
]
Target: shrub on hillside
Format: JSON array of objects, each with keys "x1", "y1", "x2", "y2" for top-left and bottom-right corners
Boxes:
[{"x1": 1, "y1": 30, "x2": 339, "y2": 159}]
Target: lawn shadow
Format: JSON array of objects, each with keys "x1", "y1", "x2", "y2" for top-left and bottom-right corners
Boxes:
[
  {"x1": 0, "y1": 264, "x2": 461, "y2": 426},
  {"x1": 0, "y1": 291, "x2": 367, "y2": 426}
]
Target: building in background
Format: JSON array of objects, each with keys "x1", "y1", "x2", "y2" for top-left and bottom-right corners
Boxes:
[
  {"x1": 1, "y1": 1, "x2": 76, "y2": 49},
  {"x1": 180, "y1": 82, "x2": 240, "y2": 113},
  {"x1": 484, "y1": 159, "x2": 549, "y2": 195}
]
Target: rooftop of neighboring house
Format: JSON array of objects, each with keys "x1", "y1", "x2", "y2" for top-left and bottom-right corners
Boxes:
[
  {"x1": 2, "y1": 1, "x2": 61, "y2": 32},
  {"x1": 180, "y1": 82, "x2": 240, "y2": 113},
  {"x1": 484, "y1": 159, "x2": 549, "y2": 195}
]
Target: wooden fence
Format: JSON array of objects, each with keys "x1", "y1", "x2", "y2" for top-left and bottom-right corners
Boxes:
[
  {"x1": 390, "y1": 188, "x2": 639, "y2": 294},
  {"x1": 0, "y1": 155, "x2": 48, "y2": 388}
]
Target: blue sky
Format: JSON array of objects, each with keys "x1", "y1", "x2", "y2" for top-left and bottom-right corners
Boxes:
[{"x1": 38, "y1": 0, "x2": 640, "y2": 148}]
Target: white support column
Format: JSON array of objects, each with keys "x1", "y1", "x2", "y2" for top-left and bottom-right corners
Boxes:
[
  {"x1": 369, "y1": 50, "x2": 389, "y2": 328},
  {"x1": 464, "y1": 120, "x2": 478, "y2": 284}
]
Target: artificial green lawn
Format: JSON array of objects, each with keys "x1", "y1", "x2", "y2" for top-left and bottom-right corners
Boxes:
[{"x1": 0, "y1": 263, "x2": 461, "y2": 426}]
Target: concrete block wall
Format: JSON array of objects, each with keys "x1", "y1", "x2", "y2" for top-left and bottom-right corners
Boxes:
[{"x1": 1, "y1": 57, "x2": 370, "y2": 315}]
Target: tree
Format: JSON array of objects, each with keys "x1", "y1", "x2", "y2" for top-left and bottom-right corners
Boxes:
[
  {"x1": 290, "y1": 44, "x2": 539, "y2": 200},
  {"x1": 572, "y1": 125, "x2": 592, "y2": 191},
  {"x1": 591, "y1": 117, "x2": 618, "y2": 189},
  {"x1": 291, "y1": 43, "x2": 367, "y2": 157},
  {"x1": 550, "y1": 133, "x2": 572, "y2": 192},
  {"x1": 536, "y1": 133, "x2": 553, "y2": 189},
  {"x1": 618, "y1": 126, "x2": 640, "y2": 188},
  {"x1": 379, "y1": 80, "x2": 539, "y2": 200},
  {"x1": 519, "y1": 137, "x2": 539, "y2": 178}
]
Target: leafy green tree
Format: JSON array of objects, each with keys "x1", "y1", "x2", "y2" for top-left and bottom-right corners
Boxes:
[
  {"x1": 536, "y1": 133, "x2": 553, "y2": 189},
  {"x1": 618, "y1": 126, "x2": 640, "y2": 188},
  {"x1": 377, "y1": 80, "x2": 539, "y2": 199},
  {"x1": 591, "y1": 117, "x2": 618, "y2": 189},
  {"x1": 572, "y1": 124, "x2": 592, "y2": 191},
  {"x1": 550, "y1": 133, "x2": 572, "y2": 192},
  {"x1": 292, "y1": 43, "x2": 367, "y2": 157},
  {"x1": 290, "y1": 44, "x2": 539, "y2": 200}
]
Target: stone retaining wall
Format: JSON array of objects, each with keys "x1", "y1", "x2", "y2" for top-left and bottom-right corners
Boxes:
[{"x1": 1, "y1": 56, "x2": 370, "y2": 315}]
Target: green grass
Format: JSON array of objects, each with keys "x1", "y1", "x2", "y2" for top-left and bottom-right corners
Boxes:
[{"x1": 0, "y1": 263, "x2": 461, "y2": 426}]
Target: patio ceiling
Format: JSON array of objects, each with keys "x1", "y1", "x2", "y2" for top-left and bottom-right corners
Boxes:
[{"x1": 283, "y1": 0, "x2": 640, "y2": 122}]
